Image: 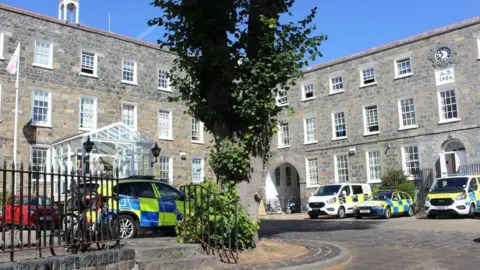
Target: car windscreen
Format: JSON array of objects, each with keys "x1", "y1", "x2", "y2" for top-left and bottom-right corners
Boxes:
[
  {"x1": 430, "y1": 177, "x2": 468, "y2": 192},
  {"x1": 370, "y1": 191, "x2": 393, "y2": 201},
  {"x1": 313, "y1": 185, "x2": 342, "y2": 196},
  {"x1": 23, "y1": 196, "x2": 52, "y2": 206}
]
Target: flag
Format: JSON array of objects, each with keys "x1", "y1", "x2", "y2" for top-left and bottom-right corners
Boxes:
[{"x1": 7, "y1": 44, "x2": 20, "y2": 74}]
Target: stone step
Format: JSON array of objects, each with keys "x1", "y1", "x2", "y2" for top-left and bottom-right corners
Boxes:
[
  {"x1": 137, "y1": 254, "x2": 219, "y2": 270},
  {"x1": 134, "y1": 242, "x2": 204, "y2": 262}
]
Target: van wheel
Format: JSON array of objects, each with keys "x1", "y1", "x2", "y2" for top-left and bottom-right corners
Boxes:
[
  {"x1": 468, "y1": 204, "x2": 475, "y2": 219},
  {"x1": 407, "y1": 206, "x2": 414, "y2": 217},
  {"x1": 119, "y1": 215, "x2": 137, "y2": 239},
  {"x1": 427, "y1": 214, "x2": 436, "y2": 219},
  {"x1": 309, "y1": 214, "x2": 318, "y2": 219},
  {"x1": 355, "y1": 215, "x2": 363, "y2": 219},
  {"x1": 337, "y1": 207, "x2": 346, "y2": 219},
  {"x1": 383, "y1": 207, "x2": 391, "y2": 219}
]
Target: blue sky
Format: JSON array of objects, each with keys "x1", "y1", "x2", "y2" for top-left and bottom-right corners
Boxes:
[{"x1": 4, "y1": 0, "x2": 480, "y2": 66}]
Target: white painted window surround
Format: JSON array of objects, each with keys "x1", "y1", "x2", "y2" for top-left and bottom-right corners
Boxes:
[
  {"x1": 301, "y1": 82, "x2": 315, "y2": 101},
  {"x1": 334, "y1": 155, "x2": 349, "y2": 183},
  {"x1": 306, "y1": 158, "x2": 319, "y2": 187},
  {"x1": 33, "y1": 40, "x2": 54, "y2": 69},
  {"x1": 303, "y1": 117, "x2": 317, "y2": 144},
  {"x1": 122, "y1": 59, "x2": 137, "y2": 84},
  {"x1": 477, "y1": 32, "x2": 480, "y2": 59},
  {"x1": 402, "y1": 145, "x2": 419, "y2": 177},
  {"x1": 80, "y1": 51, "x2": 98, "y2": 77},
  {"x1": 158, "y1": 110, "x2": 173, "y2": 140},
  {"x1": 278, "y1": 123, "x2": 290, "y2": 148},
  {"x1": 0, "y1": 32, "x2": 4, "y2": 60},
  {"x1": 366, "y1": 151, "x2": 382, "y2": 183},
  {"x1": 192, "y1": 158, "x2": 204, "y2": 183},
  {"x1": 79, "y1": 96, "x2": 97, "y2": 130},
  {"x1": 363, "y1": 105, "x2": 380, "y2": 135},
  {"x1": 32, "y1": 89, "x2": 52, "y2": 127},
  {"x1": 398, "y1": 98, "x2": 417, "y2": 130},
  {"x1": 360, "y1": 67, "x2": 376, "y2": 86},
  {"x1": 395, "y1": 57, "x2": 413, "y2": 78},
  {"x1": 438, "y1": 89, "x2": 460, "y2": 123}
]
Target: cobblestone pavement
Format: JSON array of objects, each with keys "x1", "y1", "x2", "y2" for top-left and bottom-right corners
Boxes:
[{"x1": 259, "y1": 214, "x2": 480, "y2": 269}]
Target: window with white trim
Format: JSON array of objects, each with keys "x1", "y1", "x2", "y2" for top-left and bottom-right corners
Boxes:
[
  {"x1": 286, "y1": 167, "x2": 292, "y2": 186},
  {"x1": 0, "y1": 32, "x2": 4, "y2": 60},
  {"x1": 398, "y1": 98, "x2": 416, "y2": 128},
  {"x1": 159, "y1": 156, "x2": 173, "y2": 184},
  {"x1": 158, "y1": 110, "x2": 172, "y2": 139},
  {"x1": 277, "y1": 89, "x2": 288, "y2": 106},
  {"x1": 367, "y1": 151, "x2": 381, "y2": 183},
  {"x1": 395, "y1": 58, "x2": 412, "y2": 77},
  {"x1": 304, "y1": 117, "x2": 317, "y2": 143},
  {"x1": 364, "y1": 105, "x2": 379, "y2": 134},
  {"x1": 402, "y1": 146, "x2": 419, "y2": 176},
  {"x1": 31, "y1": 147, "x2": 48, "y2": 179},
  {"x1": 278, "y1": 123, "x2": 290, "y2": 148},
  {"x1": 330, "y1": 76, "x2": 344, "y2": 93},
  {"x1": 122, "y1": 104, "x2": 137, "y2": 129},
  {"x1": 79, "y1": 97, "x2": 97, "y2": 130},
  {"x1": 191, "y1": 118, "x2": 204, "y2": 143},
  {"x1": 34, "y1": 40, "x2": 53, "y2": 68},
  {"x1": 335, "y1": 155, "x2": 349, "y2": 183},
  {"x1": 0, "y1": 84, "x2": 2, "y2": 120},
  {"x1": 306, "y1": 158, "x2": 319, "y2": 186},
  {"x1": 192, "y1": 158, "x2": 204, "y2": 183},
  {"x1": 32, "y1": 90, "x2": 52, "y2": 126},
  {"x1": 361, "y1": 67, "x2": 375, "y2": 85},
  {"x1": 302, "y1": 83, "x2": 315, "y2": 100},
  {"x1": 81, "y1": 51, "x2": 97, "y2": 76},
  {"x1": 158, "y1": 69, "x2": 170, "y2": 91},
  {"x1": 477, "y1": 33, "x2": 480, "y2": 59},
  {"x1": 275, "y1": 167, "x2": 280, "y2": 187},
  {"x1": 332, "y1": 112, "x2": 347, "y2": 139},
  {"x1": 438, "y1": 89, "x2": 459, "y2": 122},
  {"x1": 122, "y1": 59, "x2": 137, "y2": 84}
]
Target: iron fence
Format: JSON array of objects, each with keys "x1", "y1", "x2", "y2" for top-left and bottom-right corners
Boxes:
[
  {"x1": 180, "y1": 184, "x2": 239, "y2": 264},
  {"x1": 411, "y1": 168, "x2": 434, "y2": 209},
  {"x1": 456, "y1": 164, "x2": 480, "y2": 175},
  {"x1": 0, "y1": 162, "x2": 120, "y2": 262}
]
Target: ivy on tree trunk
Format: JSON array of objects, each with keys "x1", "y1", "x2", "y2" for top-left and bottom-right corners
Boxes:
[{"x1": 149, "y1": 0, "x2": 325, "y2": 218}]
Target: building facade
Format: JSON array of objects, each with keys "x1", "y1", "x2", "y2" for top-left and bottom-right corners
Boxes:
[
  {"x1": 266, "y1": 16, "x2": 480, "y2": 210},
  {"x1": 0, "y1": 2, "x2": 214, "y2": 197}
]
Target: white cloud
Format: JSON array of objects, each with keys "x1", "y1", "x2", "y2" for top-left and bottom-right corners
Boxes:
[{"x1": 136, "y1": 26, "x2": 156, "y2": 40}]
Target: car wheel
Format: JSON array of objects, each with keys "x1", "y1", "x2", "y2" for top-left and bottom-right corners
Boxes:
[
  {"x1": 468, "y1": 204, "x2": 475, "y2": 219},
  {"x1": 383, "y1": 207, "x2": 391, "y2": 219},
  {"x1": 355, "y1": 215, "x2": 363, "y2": 219},
  {"x1": 337, "y1": 207, "x2": 346, "y2": 219},
  {"x1": 118, "y1": 215, "x2": 137, "y2": 239},
  {"x1": 309, "y1": 214, "x2": 318, "y2": 219},
  {"x1": 407, "y1": 206, "x2": 414, "y2": 217},
  {"x1": 427, "y1": 213, "x2": 436, "y2": 219}
]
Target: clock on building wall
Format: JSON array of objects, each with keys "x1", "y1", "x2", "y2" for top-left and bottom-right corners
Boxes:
[{"x1": 428, "y1": 43, "x2": 456, "y2": 67}]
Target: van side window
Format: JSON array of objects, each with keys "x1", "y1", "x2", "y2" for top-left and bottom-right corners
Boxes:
[
  {"x1": 340, "y1": 185, "x2": 351, "y2": 196},
  {"x1": 397, "y1": 193, "x2": 405, "y2": 200},
  {"x1": 351, "y1": 185, "x2": 363, "y2": 195},
  {"x1": 469, "y1": 179, "x2": 478, "y2": 192}
]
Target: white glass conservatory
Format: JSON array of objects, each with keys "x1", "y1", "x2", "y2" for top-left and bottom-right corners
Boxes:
[{"x1": 51, "y1": 122, "x2": 154, "y2": 195}]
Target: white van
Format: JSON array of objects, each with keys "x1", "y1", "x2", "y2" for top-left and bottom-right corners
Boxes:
[{"x1": 307, "y1": 183, "x2": 372, "y2": 219}]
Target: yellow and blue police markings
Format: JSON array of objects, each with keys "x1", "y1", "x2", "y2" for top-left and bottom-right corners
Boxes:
[{"x1": 353, "y1": 190, "x2": 415, "y2": 219}]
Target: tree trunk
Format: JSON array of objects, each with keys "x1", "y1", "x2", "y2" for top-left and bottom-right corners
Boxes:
[{"x1": 237, "y1": 155, "x2": 266, "y2": 220}]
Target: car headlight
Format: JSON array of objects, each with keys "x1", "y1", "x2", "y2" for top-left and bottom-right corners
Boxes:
[
  {"x1": 455, "y1": 193, "x2": 467, "y2": 201},
  {"x1": 372, "y1": 205, "x2": 383, "y2": 210},
  {"x1": 326, "y1": 198, "x2": 336, "y2": 204}
]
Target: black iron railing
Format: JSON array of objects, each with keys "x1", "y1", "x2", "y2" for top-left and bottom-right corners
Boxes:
[
  {"x1": 180, "y1": 184, "x2": 239, "y2": 264},
  {"x1": 0, "y1": 162, "x2": 120, "y2": 262}
]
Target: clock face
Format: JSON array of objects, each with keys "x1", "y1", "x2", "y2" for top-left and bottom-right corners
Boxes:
[{"x1": 435, "y1": 47, "x2": 451, "y2": 62}]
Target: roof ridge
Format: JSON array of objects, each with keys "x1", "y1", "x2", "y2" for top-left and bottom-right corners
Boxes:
[
  {"x1": 0, "y1": 3, "x2": 174, "y2": 54},
  {"x1": 303, "y1": 16, "x2": 480, "y2": 73}
]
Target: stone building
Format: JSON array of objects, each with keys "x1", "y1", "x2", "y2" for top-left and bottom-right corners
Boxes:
[
  {"x1": 266, "y1": 16, "x2": 480, "y2": 210},
  {"x1": 0, "y1": 1, "x2": 214, "y2": 196}
]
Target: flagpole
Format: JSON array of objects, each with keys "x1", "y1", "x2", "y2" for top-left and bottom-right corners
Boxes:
[{"x1": 13, "y1": 42, "x2": 20, "y2": 192}]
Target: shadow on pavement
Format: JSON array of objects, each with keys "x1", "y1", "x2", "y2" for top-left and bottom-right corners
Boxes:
[
  {"x1": 259, "y1": 219, "x2": 383, "y2": 238},
  {"x1": 473, "y1": 238, "x2": 480, "y2": 244}
]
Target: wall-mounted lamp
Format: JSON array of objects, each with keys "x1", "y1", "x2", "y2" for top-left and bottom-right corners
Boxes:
[
  {"x1": 384, "y1": 143, "x2": 391, "y2": 155},
  {"x1": 151, "y1": 142, "x2": 162, "y2": 167}
]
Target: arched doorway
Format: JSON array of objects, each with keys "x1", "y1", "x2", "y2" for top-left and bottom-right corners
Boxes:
[
  {"x1": 264, "y1": 163, "x2": 301, "y2": 213},
  {"x1": 439, "y1": 139, "x2": 467, "y2": 177}
]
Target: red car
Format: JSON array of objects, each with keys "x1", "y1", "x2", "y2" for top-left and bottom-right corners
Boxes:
[{"x1": 3, "y1": 195, "x2": 59, "y2": 228}]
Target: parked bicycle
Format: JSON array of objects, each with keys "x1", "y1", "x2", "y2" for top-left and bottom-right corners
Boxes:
[{"x1": 266, "y1": 200, "x2": 282, "y2": 215}]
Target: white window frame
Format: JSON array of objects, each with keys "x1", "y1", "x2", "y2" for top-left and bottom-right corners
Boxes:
[
  {"x1": 31, "y1": 89, "x2": 52, "y2": 127},
  {"x1": 329, "y1": 76, "x2": 344, "y2": 94},
  {"x1": 122, "y1": 102, "x2": 137, "y2": 130},
  {"x1": 121, "y1": 59, "x2": 137, "y2": 85},
  {"x1": 437, "y1": 88, "x2": 460, "y2": 124},
  {"x1": 301, "y1": 81, "x2": 315, "y2": 101},
  {"x1": 33, "y1": 40, "x2": 54, "y2": 69},
  {"x1": 366, "y1": 150, "x2": 382, "y2": 184},
  {"x1": 30, "y1": 145, "x2": 52, "y2": 181},
  {"x1": 159, "y1": 156, "x2": 173, "y2": 185},
  {"x1": 276, "y1": 89, "x2": 288, "y2": 106},
  {"x1": 363, "y1": 105, "x2": 380, "y2": 136},
  {"x1": 394, "y1": 57, "x2": 413, "y2": 79},
  {"x1": 192, "y1": 158, "x2": 204, "y2": 184},
  {"x1": 0, "y1": 32, "x2": 4, "y2": 60},
  {"x1": 158, "y1": 68, "x2": 171, "y2": 92},
  {"x1": 303, "y1": 117, "x2": 317, "y2": 144},
  {"x1": 397, "y1": 97, "x2": 418, "y2": 130},
  {"x1": 334, "y1": 154, "x2": 349, "y2": 183},
  {"x1": 402, "y1": 145, "x2": 420, "y2": 178},
  {"x1": 191, "y1": 118, "x2": 204, "y2": 143},
  {"x1": 0, "y1": 84, "x2": 2, "y2": 121},
  {"x1": 275, "y1": 167, "x2": 281, "y2": 187},
  {"x1": 80, "y1": 51, "x2": 98, "y2": 77},
  {"x1": 158, "y1": 110, "x2": 173, "y2": 140},
  {"x1": 79, "y1": 96, "x2": 97, "y2": 131},
  {"x1": 477, "y1": 32, "x2": 480, "y2": 59},
  {"x1": 331, "y1": 111, "x2": 347, "y2": 140},
  {"x1": 277, "y1": 122, "x2": 290, "y2": 149},
  {"x1": 305, "y1": 157, "x2": 319, "y2": 188},
  {"x1": 359, "y1": 67, "x2": 376, "y2": 87}
]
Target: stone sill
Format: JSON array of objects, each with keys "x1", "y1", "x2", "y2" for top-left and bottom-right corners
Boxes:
[
  {"x1": 301, "y1": 97, "x2": 315, "y2": 102},
  {"x1": 304, "y1": 141, "x2": 318, "y2": 145},
  {"x1": 277, "y1": 146, "x2": 291, "y2": 150},
  {"x1": 363, "y1": 131, "x2": 380, "y2": 136},
  {"x1": 438, "y1": 119, "x2": 461, "y2": 125},
  {"x1": 191, "y1": 140, "x2": 204, "y2": 145},
  {"x1": 31, "y1": 123, "x2": 52, "y2": 129},
  {"x1": 277, "y1": 103, "x2": 289, "y2": 107},
  {"x1": 359, "y1": 82, "x2": 377, "y2": 88},
  {"x1": 158, "y1": 87, "x2": 173, "y2": 92},
  {"x1": 32, "y1": 63, "x2": 54, "y2": 70},
  {"x1": 394, "y1": 73, "x2": 413, "y2": 80},
  {"x1": 121, "y1": 80, "x2": 138, "y2": 86},
  {"x1": 80, "y1": 72, "x2": 98, "y2": 78},
  {"x1": 158, "y1": 137, "x2": 173, "y2": 141},
  {"x1": 398, "y1": 125, "x2": 418, "y2": 131},
  {"x1": 332, "y1": 137, "x2": 347, "y2": 141},
  {"x1": 329, "y1": 90, "x2": 344, "y2": 96}
]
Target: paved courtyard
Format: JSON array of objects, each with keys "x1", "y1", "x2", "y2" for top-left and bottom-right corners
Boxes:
[{"x1": 259, "y1": 214, "x2": 480, "y2": 269}]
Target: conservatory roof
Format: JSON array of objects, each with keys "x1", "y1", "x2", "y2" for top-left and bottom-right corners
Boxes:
[{"x1": 52, "y1": 122, "x2": 153, "y2": 146}]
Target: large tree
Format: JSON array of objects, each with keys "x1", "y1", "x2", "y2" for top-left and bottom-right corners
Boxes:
[{"x1": 149, "y1": 0, "x2": 325, "y2": 218}]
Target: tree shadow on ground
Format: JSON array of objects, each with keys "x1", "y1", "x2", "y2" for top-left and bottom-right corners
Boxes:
[
  {"x1": 473, "y1": 238, "x2": 480, "y2": 244},
  {"x1": 258, "y1": 218, "x2": 383, "y2": 238}
]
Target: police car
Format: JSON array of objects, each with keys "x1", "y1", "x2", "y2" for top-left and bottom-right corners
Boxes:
[{"x1": 353, "y1": 190, "x2": 415, "y2": 219}]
